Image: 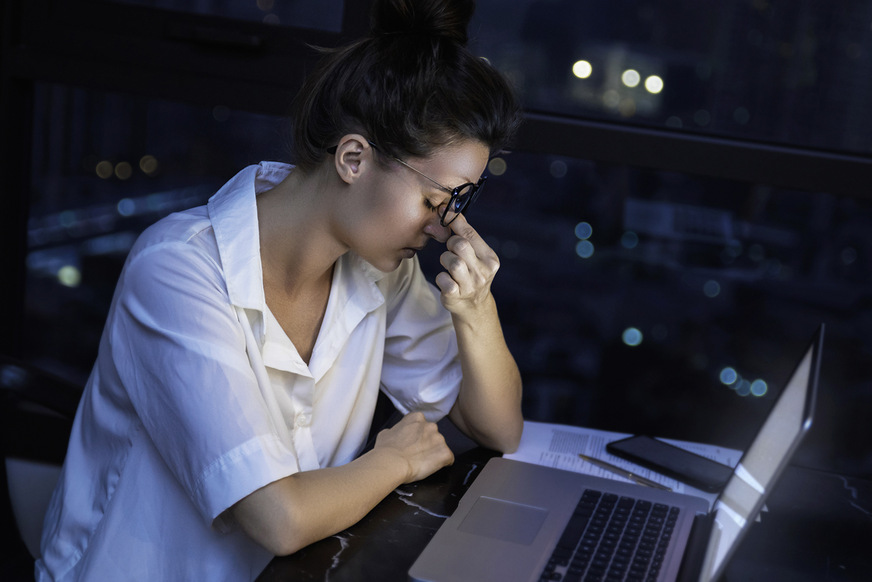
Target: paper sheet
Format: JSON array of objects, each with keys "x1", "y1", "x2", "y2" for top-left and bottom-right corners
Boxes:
[{"x1": 504, "y1": 421, "x2": 744, "y2": 508}]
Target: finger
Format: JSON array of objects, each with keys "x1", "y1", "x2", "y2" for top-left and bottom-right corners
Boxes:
[
  {"x1": 438, "y1": 253, "x2": 474, "y2": 299},
  {"x1": 441, "y1": 239, "x2": 497, "y2": 295},
  {"x1": 447, "y1": 214, "x2": 490, "y2": 256},
  {"x1": 435, "y1": 271, "x2": 459, "y2": 298},
  {"x1": 403, "y1": 411, "x2": 426, "y2": 424},
  {"x1": 439, "y1": 249, "x2": 470, "y2": 280},
  {"x1": 448, "y1": 216, "x2": 499, "y2": 272},
  {"x1": 445, "y1": 234, "x2": 474, "y2": 259}
]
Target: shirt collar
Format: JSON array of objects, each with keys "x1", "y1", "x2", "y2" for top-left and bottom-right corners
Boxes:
[
  {"x1": 207, "y1": 162, "x2": 389, "y2": 314},
  {"x1": 207, "y1": 163, "x2": 276, "y2": 311}
]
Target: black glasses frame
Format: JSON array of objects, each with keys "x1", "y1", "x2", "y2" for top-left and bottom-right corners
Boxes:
[{"x1": 327, "y1": 141, "x2": 487, "y2": 226}]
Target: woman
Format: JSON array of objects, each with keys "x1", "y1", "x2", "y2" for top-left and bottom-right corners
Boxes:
[{"x1": 37, "y1": 0, "x2": 523, "y2": 579}]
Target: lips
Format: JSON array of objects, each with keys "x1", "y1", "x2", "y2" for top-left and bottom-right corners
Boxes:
[{"x1": 402, "y1": 244, "x2": 427, "y2": 258}]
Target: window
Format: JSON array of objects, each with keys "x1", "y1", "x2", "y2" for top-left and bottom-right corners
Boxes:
[
  {"x1": 24, "y1": 84, "x2": 290, "y2": 384},
  {"x1": 3, "y1": 0, "x2": 870, "y2": 477},
  {"x1": 418, "y1": 151, "x2": 872, "y2": 471},
  {"x1": 110, "y1": 0, "x2": 345, "y2": 31},
  {"x1": 471, "y1": 0, "x2": 872, "y2": 155}
]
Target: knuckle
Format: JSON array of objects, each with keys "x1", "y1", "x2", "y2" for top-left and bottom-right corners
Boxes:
[{"x1": 453, "y1": 238, "x2": 470, "y2": 253}]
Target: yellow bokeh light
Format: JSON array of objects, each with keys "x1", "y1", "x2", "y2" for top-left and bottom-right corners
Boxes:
[
  {"x1": 645, "y1": 75, "x2": 664, "y2": 94},
  {"x1": 115, "y1": 161, "x2": 133, "y2": 180},
  {"x1": 96, "y1": 160, "x2": 114, "y2": 179},
  {"x1": 140, "y1": 155, "x2": 159, "y2": 176},
  {"x1": 488, "y1": 157, "x2": 507, "y2": 176},
  {"x1": 572, "y1": 60, "x2": 593, "y2": 79},
  {"x1": 58, "y1": 265, "x2": 82, "y2": 288}
]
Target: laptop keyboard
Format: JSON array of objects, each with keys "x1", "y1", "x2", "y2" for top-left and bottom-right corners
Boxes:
[{"x1": 539, "y1": 489, "x2": 680, "y2": 582}]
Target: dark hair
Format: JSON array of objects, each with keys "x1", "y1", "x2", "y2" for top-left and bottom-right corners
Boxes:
[{"x1": 290, "y1": 0, "x2": 522, "y2": 171}]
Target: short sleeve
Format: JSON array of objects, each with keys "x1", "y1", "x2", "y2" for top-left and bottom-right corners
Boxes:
[
  {"x1": 378, "y1": 258, "x2": 461, "y2": 421},
  {"x1": 108, "y1": 240, "x2": 298, "y2": 524}
]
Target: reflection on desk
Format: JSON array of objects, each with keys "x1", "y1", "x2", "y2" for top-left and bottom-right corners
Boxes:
[{"x1": 257, "y1": 421, "x2": 872, "y2": 582}]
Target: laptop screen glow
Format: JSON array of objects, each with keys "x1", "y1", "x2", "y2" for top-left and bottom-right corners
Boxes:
[{"x1": 699, "y1": 342, "x2": 816, "y2": 581}]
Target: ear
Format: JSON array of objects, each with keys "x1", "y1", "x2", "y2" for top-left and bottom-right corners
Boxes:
[{"x1": 333, "y1": 134, "x2": 373, "y2": 185}]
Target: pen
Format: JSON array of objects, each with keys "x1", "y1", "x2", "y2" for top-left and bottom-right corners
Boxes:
[{"x1": 578, "y1": 454, "x2": 672, "y2": 491}]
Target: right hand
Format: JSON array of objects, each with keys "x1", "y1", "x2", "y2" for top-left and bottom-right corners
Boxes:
[{"x1": 373, "y1": 412, "x2": 454, "y2": 483}]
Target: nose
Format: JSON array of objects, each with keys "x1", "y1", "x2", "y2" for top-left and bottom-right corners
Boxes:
[{"x1": 424, "y1": 213, "x2": 451, "y2": 243}]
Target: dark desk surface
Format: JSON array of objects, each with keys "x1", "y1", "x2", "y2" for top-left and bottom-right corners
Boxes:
[{"x1": 258, "y1": 421, "x2": 872, "y2": 582}]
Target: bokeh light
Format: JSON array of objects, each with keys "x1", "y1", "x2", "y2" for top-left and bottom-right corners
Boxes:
[
  {"x1": 572, "y1": 60, "x2": 593, "y2": 79},
  {"x1": 644, "y1": 75, "x2": 664, "y2": 94},
  {"x1": 622, "y1": 69, "x2": 641, "y2": 88},
  {"x1": 622, "y1": 327, "x2": 643, "y2": 346}
]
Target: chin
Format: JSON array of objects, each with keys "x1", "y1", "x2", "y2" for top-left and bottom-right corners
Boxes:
[{"x1": 365, "y1": 255, "x2": 404, "y2": 273}]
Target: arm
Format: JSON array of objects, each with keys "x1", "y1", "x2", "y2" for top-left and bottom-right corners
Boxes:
[
  {"x1": 435, "y1": 214, "x2": 524, "y2": 453},
  {"x1": 231, "y1": 412, "x2": 453, "y2": 556}
]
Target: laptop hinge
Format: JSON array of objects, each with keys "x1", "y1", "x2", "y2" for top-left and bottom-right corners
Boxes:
[{"x1": 676, "y1": 511, "x2": 715, "y2": 582}]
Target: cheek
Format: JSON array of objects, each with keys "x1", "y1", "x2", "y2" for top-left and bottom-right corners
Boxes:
[
  {"x1": 369, "y1": 189, "x2": 427, "y2": 230},
  {"x1": 354, "y1": 191, "x2": 425, "y2": 246}
]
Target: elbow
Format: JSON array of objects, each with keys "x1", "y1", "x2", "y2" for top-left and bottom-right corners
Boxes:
[
  {"x1": 237, "y1": 512, "x2": 304, "y2": 557},
  {"x1": 451, "y1": 397, "x2": 525, "y2": 454},
  {"x1": 499, "y1": 409, "x2": 525, "y2": 454},
  {"x1": 249, "y1": 516, "x2": 311, "y2": 557},
  {"x1": 472, "y1": 415, "x2": 524, "y2": 454},
  {"x1": 491, "y1": 422, "x2": 523, "y2": 455},
  {"x1": 231, "y1": 482, "x2": 311, "y2": 557},
  {"x1": 489, "y1": 405, "x2": 524, "y2": 454},
  {"x1": 255, "y1": 504, "x2": 315, "y2": 557},
  {"x1": 503, "y1": 431, "x2": 523, "y2": 455},
  {"x1": 268, "y1": 535, "x2": 306, "y2": 558}
]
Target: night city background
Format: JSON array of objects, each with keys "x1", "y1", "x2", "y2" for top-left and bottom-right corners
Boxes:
[{"x1": 5, "y1": 0, "x2": 872, "y2": 504}]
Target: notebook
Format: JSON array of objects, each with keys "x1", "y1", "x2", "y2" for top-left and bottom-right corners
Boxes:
[{"x1": 409, "y1": 324, "x2": 823, "y2": 582}]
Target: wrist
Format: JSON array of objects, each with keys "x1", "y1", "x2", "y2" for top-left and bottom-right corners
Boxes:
[
  {"x1": 363, "y1": 444, "x2": 413, "y2": 485},
  {"x1": 448, "y1": 292, "x2": 497, "y2": 327}
]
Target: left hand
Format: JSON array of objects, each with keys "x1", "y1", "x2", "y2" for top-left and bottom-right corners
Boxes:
[{"x1": 435, "y1": 214, "x2": 499, "y2": 314}]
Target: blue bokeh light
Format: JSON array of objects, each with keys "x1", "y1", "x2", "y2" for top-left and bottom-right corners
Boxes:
[
  {"x1": 750, "y1": 379, "x2": 768, "y2": 397},
  {"x1": 622, "y1": 327, "x2": 643, "y2": 347},
  {"x1": 574, "y1": 221, "x2": 593, "y2": 240},
  {"x1": 575, "y1": 240, "x2": 595, "y2": 258}
]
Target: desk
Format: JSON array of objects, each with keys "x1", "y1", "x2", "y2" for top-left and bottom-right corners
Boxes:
[{"x1": 257, "y1": 421, "x2": 872, "y2": 582}]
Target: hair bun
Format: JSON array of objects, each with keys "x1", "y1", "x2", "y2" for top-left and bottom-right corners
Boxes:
[{"x1": 371, "y1": 0, "x2": 475, "y2": 46}]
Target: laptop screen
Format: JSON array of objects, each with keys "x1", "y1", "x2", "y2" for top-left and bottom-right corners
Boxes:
[{"x1": 699, "y1": 328, "x2": 821, "y2": 581}]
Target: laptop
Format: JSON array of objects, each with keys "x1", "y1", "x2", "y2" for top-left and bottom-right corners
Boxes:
[{"x1": 409, "y1": 325, "x2": 823, "y2": 582}]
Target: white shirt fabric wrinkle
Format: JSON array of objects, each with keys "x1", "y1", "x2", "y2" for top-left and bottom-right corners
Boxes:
[{"x1": 36, "y1": 162, "x2": 462, "y2": 581}]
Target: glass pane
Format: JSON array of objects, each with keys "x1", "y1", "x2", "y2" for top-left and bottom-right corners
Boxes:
[
  {"x1": 419, "y1": 150, "x2": 872, "y2": 475},
  {"x1": 471, "y1": 0, "x2": 872, "y2": 155},
  {"x1": 109, "y1": 0, "x2": 344, "y2": 32},
  {"x1": 26, "y1": 83, "x2": 290, "y2": 385}
]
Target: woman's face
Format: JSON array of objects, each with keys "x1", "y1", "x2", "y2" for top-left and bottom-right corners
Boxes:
[{"x1": 346, "y1": 139, "x2": 490, "y2": 272}]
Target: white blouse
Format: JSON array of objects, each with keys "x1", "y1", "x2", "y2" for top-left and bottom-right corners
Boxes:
[{"x1": 37, "y1": 162, "x2": 461, "y2": 581}]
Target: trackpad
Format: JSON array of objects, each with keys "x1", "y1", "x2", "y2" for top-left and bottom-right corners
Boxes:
[{"x1": 458, "y1": 496, "x2": 549, "y2": 546}]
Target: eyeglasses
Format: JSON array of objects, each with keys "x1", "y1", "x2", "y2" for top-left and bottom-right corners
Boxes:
[{"x1": 328, "y1": 141, "x2": 486, "y2": 227}]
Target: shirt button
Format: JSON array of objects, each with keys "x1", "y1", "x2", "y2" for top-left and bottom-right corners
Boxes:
[{"x1": 295, "y1": 413, "x2": 310, "y2": 428}]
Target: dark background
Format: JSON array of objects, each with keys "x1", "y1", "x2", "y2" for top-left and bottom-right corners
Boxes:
[{"x1": 3, "y1": 0, "x2": 872, "y2": 576}]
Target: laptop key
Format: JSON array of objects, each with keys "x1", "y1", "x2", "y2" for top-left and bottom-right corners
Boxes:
[{"x1": 541, "y1": 489, "x2": 680, "y2": 582}]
